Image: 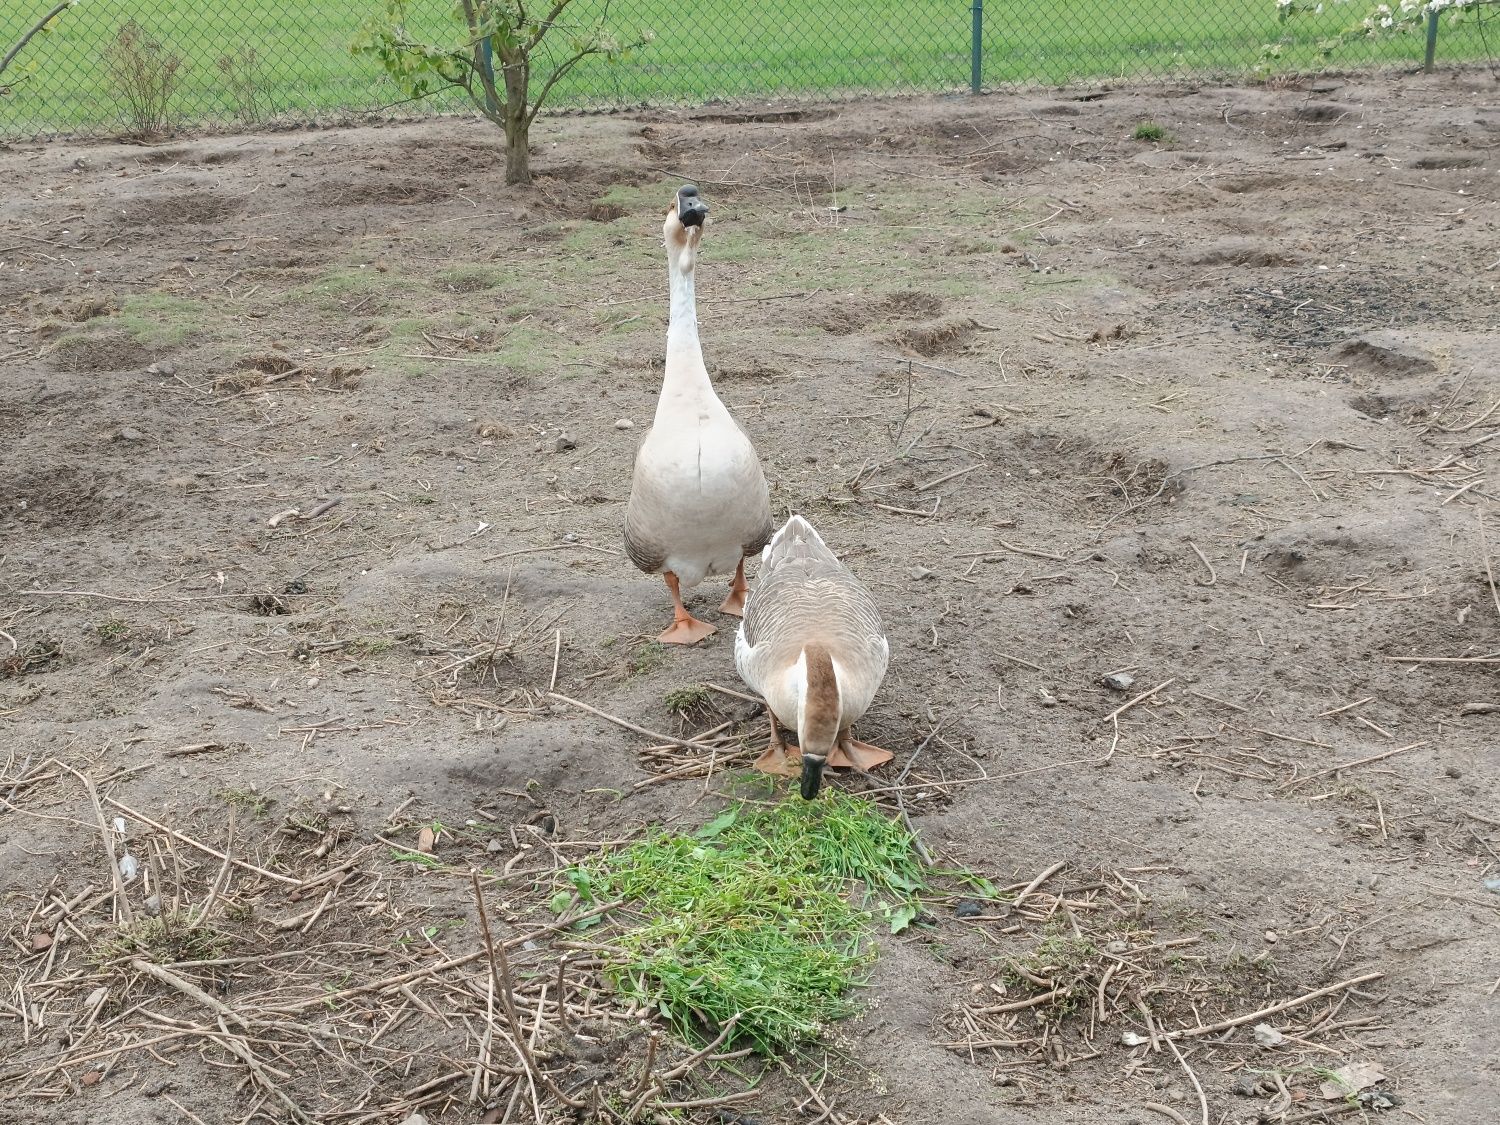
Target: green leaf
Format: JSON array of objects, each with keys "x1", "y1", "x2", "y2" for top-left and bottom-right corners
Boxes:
[
  {"x1": 567, "y1": 868, "x2": 595, "y2": 903},
  {"x1": 887, "y1": 902, "x2": 919, "y2": 934},
  {"x1": 695, "y1": 807, "x2": 739, "y2": 839},
  {"x1": 548, "y1": 890, "x2": 572, "y2": 915}
]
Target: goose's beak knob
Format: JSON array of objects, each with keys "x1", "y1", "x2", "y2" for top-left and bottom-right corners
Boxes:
[
  {"x1": 677, "y1": 184, "x2": 708, "y2": 228},
  {"x1": 799, "y1": 754, "x2": 827, "y2": 800}
]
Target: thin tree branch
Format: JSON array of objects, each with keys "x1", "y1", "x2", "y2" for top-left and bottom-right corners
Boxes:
[
  {"x1": 1, "y1": 1, "x2": 74, "y2": 79},
  {"x1": 525, "y1": 0, "x2": 576, "y2": 51},
  {"x1": 525, "y1": 46, "x2": 602, "y2": 126}
]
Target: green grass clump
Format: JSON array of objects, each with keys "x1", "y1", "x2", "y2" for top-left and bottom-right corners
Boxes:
[
  {"x1": 578, "y1": 793, "x2": 925, "y2": 1054},
  {"x1": 216, "y1": 787, "x2": 271, "y2": 817},
  {"x1": 662, "y1": 684, "x2": 711, "y2": 715},
  {"x1": 96, "y1": 909, "x2": 227, "y2": 965}
]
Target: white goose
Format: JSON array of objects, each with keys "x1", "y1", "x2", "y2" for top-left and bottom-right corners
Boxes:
[
  {"x1": 624, "y1": 185, "x2": 772, "y2": 644},
  {"x1": 735, "y1": 515, "x2": 893, "y2": 799}
]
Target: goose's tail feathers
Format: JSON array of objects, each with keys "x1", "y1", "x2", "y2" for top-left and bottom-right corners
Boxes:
[{"x1": 762, "y1": 514, "x2": 836, "y2": 567}]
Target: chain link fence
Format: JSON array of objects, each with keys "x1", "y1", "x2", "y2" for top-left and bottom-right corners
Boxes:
[{"x1": 2, "y1": 2, "x2": 1495, "y2": 140}]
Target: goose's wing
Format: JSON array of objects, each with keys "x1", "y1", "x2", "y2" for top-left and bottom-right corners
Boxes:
[
  {"x1": 738, "y1": 517, "x2": 888, "y2": 718},
  {"x1": 623, "y1": 428, "x2": 670, "y2": 573}
]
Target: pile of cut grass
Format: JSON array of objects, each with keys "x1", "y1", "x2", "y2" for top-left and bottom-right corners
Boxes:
[{"x1": 576, "y1": 792, "x2": 927, "y2": 1054}]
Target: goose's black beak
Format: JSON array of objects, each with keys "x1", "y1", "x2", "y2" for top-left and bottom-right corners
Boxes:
[
  {"x1": 799, "y1": 754, "x2": 827, "y2": 801},
  {"x1": 677, "y1": 184, "x2": 708, "y2": 228}
]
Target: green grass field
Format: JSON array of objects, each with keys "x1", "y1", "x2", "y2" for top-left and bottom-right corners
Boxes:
[{"x1": 0, "y1": 1, "x2": 1489, "y2": 137}]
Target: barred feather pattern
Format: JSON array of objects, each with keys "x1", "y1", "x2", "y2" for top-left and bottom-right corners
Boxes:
[{"x1": 735, "y1": 515, "x2": 889, "y2": 734}]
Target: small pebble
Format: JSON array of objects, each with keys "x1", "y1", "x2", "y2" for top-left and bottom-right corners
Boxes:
[
  {"x1": 116, "y1": 427, "x2": 145, "y2": 442},
  {"x1": 553, "y1": 433, "x2": 577, "y2": 452},
  {"x1": 1105, "y1": 939, "x2": 1128, "y2": 954},
  {"x1": 955, "y1": 899, "x2": 985, "y2": 919},
  {"x1": 31, "y1": 932, "x2": 53, "y2": 953},
  {"x1": 1264, "y1": 929, "x2": 1278, "y2": 943},
  {"x1": 614, "y1": 418, "x2": 634, "y2": 429},
  {"x1": 1102, "y1": 671, "x2": 1135, "y2": 691},
  {"x1": 146, "y1": 361, "x2": 176, "y2": 376},
  {"x1": 307, "y1": 676, "x2": 321, "y2": 688},
  {"x1": 908, "y1": 566, "x2": 936, "y2": 581},
  {"x1": 1038, "y1": 688, "x2": 1059, "y2": 707}
]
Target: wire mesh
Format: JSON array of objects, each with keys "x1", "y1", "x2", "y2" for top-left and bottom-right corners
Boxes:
[{"x1": 0, "y1": 2, "x2": 1494, "y2": 140}]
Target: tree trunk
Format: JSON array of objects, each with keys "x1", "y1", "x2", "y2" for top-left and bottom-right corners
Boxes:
[{"x1": 500, "y1": 49, "x2": 531, "y2": 185}]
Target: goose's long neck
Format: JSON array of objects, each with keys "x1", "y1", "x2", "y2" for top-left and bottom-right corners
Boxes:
[{"x1": 662, "y1": 244, "x2": 714, "y2": 404}]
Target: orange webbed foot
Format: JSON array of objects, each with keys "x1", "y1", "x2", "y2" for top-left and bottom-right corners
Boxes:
[
  {"x1": 657, "y1": 616, "x2": 716, "y2": 645},
  {"x1": 828, "y1": 734, "x2": 894, "y2": 773},
  {"x1": 752, "y1": 742, "x2": 800, "y2": 777}
]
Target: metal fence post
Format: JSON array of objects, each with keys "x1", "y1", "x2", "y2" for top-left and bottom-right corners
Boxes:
[
  {"x1": 971, "y1": 0, "x2": 983, "y2": 93},
  {"x1": 481, "y1": 37, "x2": 500, "y2": 115},
  {"x1": 1424, "y1": 9, "x2": 1439, "y2": 72}
]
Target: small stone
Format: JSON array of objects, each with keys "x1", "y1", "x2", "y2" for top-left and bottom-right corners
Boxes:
[
  {"x1": 955, "y1": 899, "x2": 984, "y2": 919},
  {"x1": 1253, "y1": 1022, "x2": 1287, "y2": 1048},
  {"x1": 614, "y1": 418, "x2": 634, "y2": 430},
  {"x1": 486, "y1": 837, "x2": 504, "y2": 853},
  {"x1": 116, "y1": 427, "x2": 145, "y2": 442},
  {"x1": 1104, "y1": 939, "x2": 1128, "y2": 954},
  {"x1": 908, "y1": 566, "x2": 936, "y2": 581},
  {"x1": 1102, "y1": 671, "x2": 1135, "y2": 691},
  {"x1": 31, "y1": 931, "x2": 53, "y2": 953},
  {"x1": 147, "y1": 361, "x2": 176, "y2": 376},
  {"x1": 552, "y1": 433, "x2": 577, "y2": 452},
  {"x1": 417, "y1": 827, "x2": 436, "y2": 854},
  {"x1": 144, "y1": 893, "x2": 161, "y2": 917},
  {"x1": 307, "y1": 676, "x2": 321, "y2": 688},
  {"x1": 1038, "y1": 688, "x2": 1059, "y2": 707},
  {"x1": 1264, "y1": 929, "x2": 1278, "y2": 943},
  {"x1": 398, "y1": 1115, "x2": 429, "y2": 1125}
]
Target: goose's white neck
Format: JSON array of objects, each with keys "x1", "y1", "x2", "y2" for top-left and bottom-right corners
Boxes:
[{"x1": 661, "y1": 239, "x2": 714, "y2": 407}]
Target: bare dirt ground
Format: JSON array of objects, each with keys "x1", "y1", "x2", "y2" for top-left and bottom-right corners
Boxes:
[{"x1": 3, "y1": 67, "x2": 1499, "y2": 1125}]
